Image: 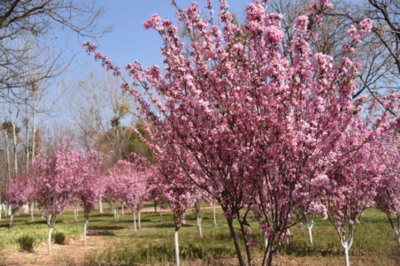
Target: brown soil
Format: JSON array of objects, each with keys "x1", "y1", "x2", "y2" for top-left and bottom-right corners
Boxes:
[{"x1": 0, "y1": 235, "x2": 106, "y2": 266}]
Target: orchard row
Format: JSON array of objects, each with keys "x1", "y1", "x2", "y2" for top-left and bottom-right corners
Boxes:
[{"x1": 3, "y1": 0, "x2": 400, "y2": 266}]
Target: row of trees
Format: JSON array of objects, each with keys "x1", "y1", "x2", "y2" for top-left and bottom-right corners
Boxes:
[{"x1": 81, "y1": 0, "x2": 400, "y2": 265}]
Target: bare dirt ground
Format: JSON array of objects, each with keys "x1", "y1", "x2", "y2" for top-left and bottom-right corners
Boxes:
[{"x1": 0, "y1": 234, "x2": 107, "y2": 266}]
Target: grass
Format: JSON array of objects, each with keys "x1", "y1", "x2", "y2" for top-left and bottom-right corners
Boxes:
[{"x1": 1, "y1": 204, "x2": 399, "y2": 265}]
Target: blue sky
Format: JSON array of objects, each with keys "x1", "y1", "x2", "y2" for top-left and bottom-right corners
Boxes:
[{"x1": 55, "y1": 0, "x2": 249, "y2": 75}]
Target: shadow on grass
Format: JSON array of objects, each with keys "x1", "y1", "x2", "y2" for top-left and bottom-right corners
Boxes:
[
  {"x1": 88, "y1": 226, "x2": 125, "y2": 230},
  {"x1": 86, "y1": 230, "x2": 116, "y2": 236}
]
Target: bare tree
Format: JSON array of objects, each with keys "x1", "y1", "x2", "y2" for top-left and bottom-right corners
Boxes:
[
  {"x1": 0, "y1": 0, "x2": 112, "y2": 99},
  {"x1": 67, "y1": 66, "x2": 137, "y2": 151},
  {"x1": 326, "y1": 0, "x2": 400, "y2": 113}
]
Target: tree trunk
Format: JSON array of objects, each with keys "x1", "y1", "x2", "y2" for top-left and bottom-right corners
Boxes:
[
  {"x1": 238, "y1": 216, "x2": 252, "y2": 266},
  {"x1": 48, "y1": 227, "x2": 53, "y2": 255},
  {"x1": 307, "y1": 220, "x2": 314, "y2": 247},
  {"x1": 122, "y1": 204, "x2": 124, "y2": 217},
  {"x1": 30, "y1": 202, "x2": 34, "y2": 222},
  {"x1": 138, "y1": 210, "x2": 141, "y2": 230},
  {"x1": 213, "y1": 203, "x2": 217, "y2": 227},
  {"x1": 397, "y1": 234, "x2": 400, "y2": 250},
  {"x1": 84, "y1": 220, "x2": 88, "y2": 246},
  {"x1": 32, "y1": 91, "x2": 37, "y2": 160},
  {"x1": 25, "y1": 87, "x2": 29, "y2": 173},
  {"x1": 160, "y1": 207, "x2": 162, "y2": 222},
  {"x1": 0, "y1": 204, "x2": 2, "y2": 220},
  {"x1": 133, "y1": 212, "x2": 137, "y2": 235},
  {"x1": 74, "y1": 209, "x2": 77, "y2": 222},
  {"x1": 98, "y1": 201, "x2": 103, "y2": 213},
  {"x1": 113, "y1": 208, "x2": 117, "y2": 222},
  {"x1": 392, "y1": 227, "x2": 400, "y2": 250},
  {"x1": 264, "y1": 233, "x2": 268, "y2": 250},
  {"x1": 9, "y1": 214, "x2": 13, "y2": 228},
  {"x1": 8, "y1": 87, "x2": 18, "y2": 176},
  {"x1": 197, "y1": 217, "x2": 203, "y2": 238},
  {"x1": 341, "y1": 236, "x2": 353, "y2": 266},
  {"x1": 154, "y1": 199, "x2": 157, "y2": 212},
  {"x1": 174, "y1": 230, "x2": 180, "y2": 266},
  {"x1": 265, "y1": 250, "x2": 273, "y2": 266},
  {"x1": 226, "y1": 217, "x2": 245, "y2": 266}
]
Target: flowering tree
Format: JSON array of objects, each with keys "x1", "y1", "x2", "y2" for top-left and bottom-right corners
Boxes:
[
  {"x1": 104, "y1": 170, "x2": 124, "y2": 222},
  {"x1": 108, "y1": 158, "x2": 151, "y2": 234},
  {"x1": 75, "y1": 145, "x2": 105, "y2": 246},
  {"x1": 324, "y1": 120, "x2": 387, "y2": 266},
  {"x1": 4, "y1": 174, "x2": 34, "y2": 228},
  {"x1": 150, "y1": 145, "x2": 202, "y2": 266},
  {"x1": 82, "y1": 0, "x2": 394, "y2": 265},
  {"x1": 375, "y1": 132, "x2": 400, "y2": 250},
  {"x1": 32, "y1": 138, "x2": 84, "y2": 255}
]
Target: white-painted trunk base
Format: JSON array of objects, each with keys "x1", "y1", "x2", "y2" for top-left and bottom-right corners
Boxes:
[
  {"x1": 175, "y1": 230, "x2": 180, "y2": 266},
  {"x1": 264, "y1": 233, "x2": 268, "y2": 250},
  {"x1": 213, "y1": 205, "x2": 217, "y2": 227},
  {"x1": 98, "y1": 201, "x2": 103, "y2": 213},
  {"x1": 48, "y1": 227, "x2": 53, "y2": 255},
  {"x1": 393, "y1": 227, "x2": 400, "y2": 250},
  {"x1": 30, "y1": 203, "x2": 34, "y2": 222},
  {"x1": 133, "y1": 212, "x2": 137, "y2": 235},
  {"x1": 306, "y1": 220, "x2": 314, "y2": 247},
  {"x1": 197, "y1": 218, "x2": 203, "y2": 238},
  {"x1": 84, "y1": 220, "x2": 88, "y2": 246},
  {"x1": 9, "y1": 215, "x2": 13, "y2": 228},
  {"x1": 341, "y1": 236, "x2": 353, "y2": 266},
  {"x1": 23, "y1": 204, "x2": 29, "y2": 213},
  {"x1": 122, "y1": 204, "x2": 124, "y2": 217},
  {"x1": 138, "y1": 211, "x2": 141, "y2": 230}
]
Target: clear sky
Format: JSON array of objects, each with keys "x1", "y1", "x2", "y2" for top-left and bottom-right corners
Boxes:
[{"x1": 54, "y1": 0, "x2": 249, "y2": 76}]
